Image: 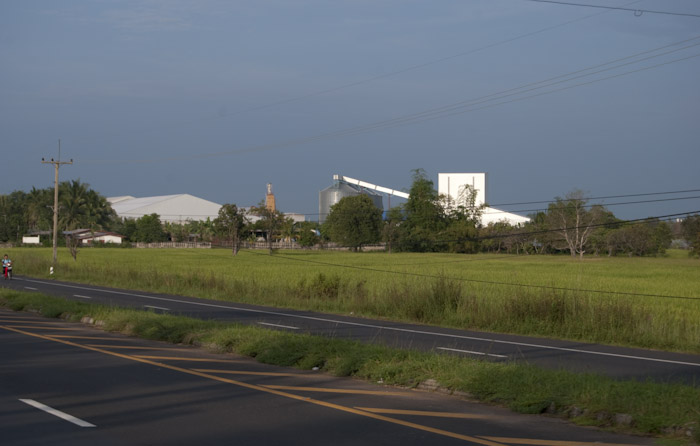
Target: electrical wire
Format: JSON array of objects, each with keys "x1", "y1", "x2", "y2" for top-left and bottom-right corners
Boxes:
[
  {"x1": 76, "y1": 0, "x2": 643, "y2": 148},
  {"x1": 303, "y1": 189, "x2": 700, "y2": 219},
  {"x1": 481, "y1": 194, "x2": 700, "y2": 216},
  {"x1": 523, "y1": 0, "x2": 700, "y2": 19},
  {"x1": 82, "y1": 35, "x2": 700, "y2": 165},
  {"x1": 490, "y1": 188, "x2": 700, "y2": 207}
]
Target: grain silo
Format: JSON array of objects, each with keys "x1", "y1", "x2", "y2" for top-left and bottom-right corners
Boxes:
[{"x1": 318, "y1": 176, "x2": 383, "y2": 223}]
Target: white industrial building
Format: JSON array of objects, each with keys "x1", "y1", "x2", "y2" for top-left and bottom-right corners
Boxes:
[
  {"x1": 438, "y1": 173, "x2": 530, "y2": 226},
  {"x1": 108, "y1": 194, "x2": 223, "y2": 223},
  {"x1": 108, "y1": 193, "x2": 305, "y2": 224},
  {"x1": 323, "y1": 173, "x2": 530, "y2": 226}
]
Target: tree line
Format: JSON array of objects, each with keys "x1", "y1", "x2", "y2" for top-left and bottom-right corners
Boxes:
[
  {"x1": 0, "y1": 183, "x2": 319, "y2": 255},
  {"x1": 1, "y1": 175, "x2": 698, "y2": 258}
]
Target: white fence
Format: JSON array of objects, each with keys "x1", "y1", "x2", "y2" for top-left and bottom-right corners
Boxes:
[{"x1": 135, "y1": 242, "x2": 212, "y2": 249}]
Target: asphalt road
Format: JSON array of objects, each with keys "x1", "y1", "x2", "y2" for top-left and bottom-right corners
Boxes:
[
  {"x1": 2, "y1": 275, "x2": 699, "y2": 385},
  {"x1": 1, "y1": 309, "x2": 655, "y2": 446}
]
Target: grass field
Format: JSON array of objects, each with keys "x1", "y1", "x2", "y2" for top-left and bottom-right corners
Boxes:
[{"x1": 9, "y1": 247, "x2": 700, "y2": 353}]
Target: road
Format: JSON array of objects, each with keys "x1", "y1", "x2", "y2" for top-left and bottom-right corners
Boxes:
[
  {"x1": 2, "y1": 275, "x2": 699, "y2": 385},
  {"x1": 0, "y1": 308, "x2": 655, "y2": 445}
]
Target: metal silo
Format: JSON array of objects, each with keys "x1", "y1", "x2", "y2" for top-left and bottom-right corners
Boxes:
[{"x1": 318, "y1": 180, "x2": 383, "y2": 223}]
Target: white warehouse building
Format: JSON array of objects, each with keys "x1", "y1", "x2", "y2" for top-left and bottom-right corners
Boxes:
[{"x1": 108, "y1": 194, "x2": 223, "y2": 223}]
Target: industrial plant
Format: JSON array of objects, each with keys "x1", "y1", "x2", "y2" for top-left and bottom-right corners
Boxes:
[
  {"x1": 106, "y1": 172, "x2": 529, "y2": 226},
  {"x1": 319, "y1": 173, "x2": 529, "y2": 226}
]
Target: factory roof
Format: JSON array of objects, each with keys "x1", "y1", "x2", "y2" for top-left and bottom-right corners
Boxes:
[{"x1": 108, "y1": 194, "x2": 222, "y2": 223}]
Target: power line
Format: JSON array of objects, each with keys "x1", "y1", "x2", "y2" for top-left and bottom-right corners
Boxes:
[
  {"x1": 82, "y1": 35, "x2": 700, "y2": 165},
  {"x1": 300, "y1": 190, "x2": 700, "y2": 219},
  {"x1": 490, "y1": 188, "x2": 700, "y2": 207},
  {"x1": 523, "y1": 0, "x2": 700, "y2": 19},
  {"x1": 77, "y1": 0, "x2": 643, "y2": 147},
  {"x1": 471, "y1": 210, "x2": 698, "y2": 242},
  {"x1": 482, "y1": 194, "x2": 700, "y2": 216},
  {"x1": 209, "y1": 0, "x2": 642, "y2": 118}
]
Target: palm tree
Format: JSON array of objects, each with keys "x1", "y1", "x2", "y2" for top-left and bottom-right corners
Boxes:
[
  {"x1": 25, "y1": 187, "x2": 52, "y2": 231},
  {"x1": 59, "y1": 180, "x2": 88, "y2": 231}
]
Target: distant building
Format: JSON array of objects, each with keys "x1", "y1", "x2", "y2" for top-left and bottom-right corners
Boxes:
[
  {"x1": 22, "y1": 230, "x2": 51, "y2": 245},
  {"x1": 62, "y1": 229, "x2": 124, "y2": 245},
  {"x1": 108, "y1": 194, "x2": 223, "y2": 223},
  {"x1": 319, "y1": 176, "x2": 384, "y2": 224},
  {"x1": 108, "y1": 192, "x2": 305, "y2": 225},
  {"x1": 321, "y1": 173, "x2": 530, "y2": 226},
  {"x1": 438, "y1": 173, "x2": 530, "y2": 226}
]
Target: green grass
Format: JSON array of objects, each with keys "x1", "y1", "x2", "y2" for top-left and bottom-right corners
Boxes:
[
  {"x1": 1, "y1": 289, "x2": 698, "y2": 444},
  {"x1": 7, "y1": 247, "x2": 700, "y2": 353}
]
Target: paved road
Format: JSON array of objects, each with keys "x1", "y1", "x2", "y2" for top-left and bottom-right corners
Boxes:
[
  {"x1": 3, "y1": 276, "x2": 699, "y2": 385},
  {"x1": 0, "y1": 309, "x2": 655, "y2": 445}
]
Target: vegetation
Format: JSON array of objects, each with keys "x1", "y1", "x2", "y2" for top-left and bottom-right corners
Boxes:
[
  {"x1": 1, "y1": 289, "x2": 698, "y2": 442},
  {"x1": 8, "y1": 248, "x2": 700, "y2": 354},
  {"x1": 682, "y1": 215, "x2": 700, "y2": 257},
  {"x1": 323, "y1": 194, "x2": 383, "y2": 251},
  {"x1": 249, "y1": 200, "x2": 293, "y2": 254},
  {"x1": 1, "y1": 172, "x2": 696, "y2": 258},
  {"x1": 213, "y1": 204, "x2": 248, "y2": 255}
]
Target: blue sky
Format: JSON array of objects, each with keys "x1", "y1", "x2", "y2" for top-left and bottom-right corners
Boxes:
[{"x1": 1, "y1": 0, "x2": 699, "y2": 220}]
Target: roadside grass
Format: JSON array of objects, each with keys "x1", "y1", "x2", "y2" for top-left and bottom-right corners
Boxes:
[
  {"x1": 1, "y1": 289, "x2": 698, "y2": 444},
  {"x1": 8, "y1": 248, "x2": 700, "y2": 353}
]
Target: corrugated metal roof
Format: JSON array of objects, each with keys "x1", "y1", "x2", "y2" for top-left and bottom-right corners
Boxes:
[{"x1": 108, "y1": 194, "x2": 223, "y2": 222}]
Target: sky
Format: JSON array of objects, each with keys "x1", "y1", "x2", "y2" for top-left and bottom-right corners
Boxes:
[{"x1": 1, "y1": 0, "x2": 699, "y2": 221}]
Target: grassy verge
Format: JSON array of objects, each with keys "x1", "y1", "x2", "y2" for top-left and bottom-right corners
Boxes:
[
  {"x1": 9, "y1": 248, "x2": 700, "y2": 353},
  {"x1": 1, "y1": 288, "x2": 698, "y2": 444}
]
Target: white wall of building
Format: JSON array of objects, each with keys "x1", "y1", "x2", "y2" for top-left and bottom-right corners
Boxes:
[
  {"x1": 22, "y1": 236, "x2": 41, "y2": 244},
  {"x1": 438, "y1": 173, "x2": 487, "y2": 207},
  {"x1": 437, "y1": 172, "x2": 529, "y2": 226}
]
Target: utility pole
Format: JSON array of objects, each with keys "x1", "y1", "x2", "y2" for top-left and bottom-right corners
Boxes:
[{"x1": 42, "y1": 139, "x2": 73, "y2": 269}]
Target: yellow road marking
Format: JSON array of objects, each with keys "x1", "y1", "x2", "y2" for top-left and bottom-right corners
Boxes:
[
  {"x1": 357, "y1": 407, "x2": 492, "y2": 419},
  {"x1": 0, "y1": 318, "x2": 69, "y2": 324},
  {"x1": 1, "y1": 324, "x2": 507, "y2": 446},
  {"x1": 3, "y1": 325, "x2": 78, "y2": 331},
  {"x1": 479, "y1": 437, "x2": 642, "y2": 446},
  {"x1": 49, "y1": 335, "x2": 129, "y2": 341},
  {"x1": 194, "y1": 369, "x2": 311, "y2": 377},
  {"x1": 263, "y1": 385, "x2": 410, "y2": 396},
  {"x1": 131, "y1": 355, "x2": 248, "y2": 363},
  {"x1": 86, "y1": 344, "x2": 166, "y2": 350}
]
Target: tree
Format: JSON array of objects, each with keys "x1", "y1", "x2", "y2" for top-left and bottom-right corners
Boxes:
[
  {"x1": 58, "y1": 180, "x2": 116, "y2": 260},
  {"x1": 114, "y1": 218, "x2": 138, "y2": 242},
  {"x1": 323, "y1": 195, "x2": 382, "y2": 251},
  {"x1": 681, "y1": 215, "x2": 700, "y2": 257},
  {"x1": 25, "y1": 187, "x2": 53, "y2": 232},
  {"x1": 0, "y1": 191, "x2": 28, "y2": 243},
  {"x1": 399, "y1": 169, "x2": 446, "y2": 252},
  {"x1": 214, "y1": 204, "x2": 248, "y2": 255},
  {"x1": 546, "y1": 190, "x2": 604, "y2": 258},
  {"x1": 382, "y1": 206, "x2": 404, "y2": 254},
  {"x1": 296, "y1": 221, "x2": 320, "y2": 248},
  {"x1": 442, "y1": 184, "x2": 483, "y2": 254},
  {"x1": 443, "y1": 184, "x2": 484, "y2": 224},
  {"x1": 250, "y1": 201, "x2": 287, "y2": 254},
  {"x1": 601, "y1": 218, "x2": 671, "y2": 257},
  {"x1": 135, "y1": 214, "x2": 167, "y2": 243}
]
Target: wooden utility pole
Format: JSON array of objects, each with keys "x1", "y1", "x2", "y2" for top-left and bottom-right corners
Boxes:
[{"x1": 42, "y1": 140, "x2": 72, "y2": 268}]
